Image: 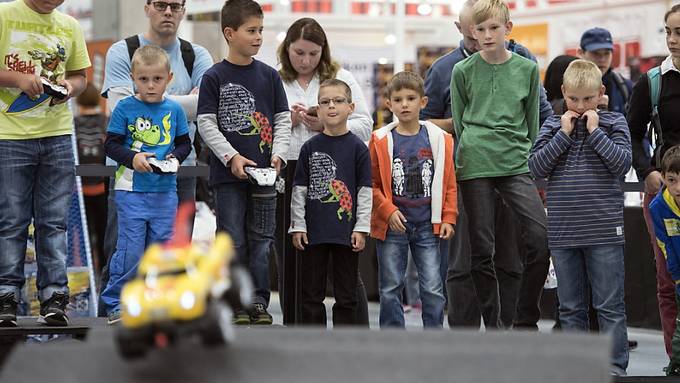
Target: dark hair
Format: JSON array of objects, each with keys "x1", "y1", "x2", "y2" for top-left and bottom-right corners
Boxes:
[
  {"x1": 385, "y1": 71, "x2": 425, "y2": 98},
  {"x1": 662, "y1": 145, "x2": 680, "y2": 174},
  {"x1": 665, "y1": 4, "x2": 680, "y2": 21},
  {"x1": 277, "y1": 18, "x2": 340, "y2": 83},
  {"x1": 221, "y1": 0, "x2": 262, "y2": 32},
  {"x1": 318, "y1": 79, "x2": 352, "y2": 102},
  {"x1": 543, "y1": 55, "x2": 578, "y2": 102},
  {"x1": 76, "y1": 83, "x2": 101, "y2": 108}
]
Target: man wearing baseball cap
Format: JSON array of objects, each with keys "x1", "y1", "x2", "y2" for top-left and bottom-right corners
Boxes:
[{"x1": 578, "y1": 27, "x2": 633, "y2": 115}]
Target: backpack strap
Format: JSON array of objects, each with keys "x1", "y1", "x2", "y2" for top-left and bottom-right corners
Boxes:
[
  {"x1": 178, "y1": 38, "x2": 195, "y2": 78},
  {"x1": 611, "y1": 71, "x2": 630, "y2": 107},
  {"x1": 124, "y1": 35, "x2": 141, "y2": 61},
  {"x1": 648, "y1": 66, "x2": 662, "y2": 110},
  {"x1": 125, "y1": 35, "x2": 195, "y2": 78},
  {"x1": 647, "y1": 66, "x2": 663, "y2": 168}
]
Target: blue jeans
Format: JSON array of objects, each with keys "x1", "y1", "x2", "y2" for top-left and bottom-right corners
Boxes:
[
  {"x1": 0, "y1": 136, "x2": 74, "y2": 302},
  {"x1": 214, "y1": 182, "x2": 276, "y2": 307},
  {"x1": 552, "y1": 245, "x2": 629, "y2": 372},
  {"x1": 98, "y1": 176, "x2": 195, "y2": 315},
  {"x1": 377, "y1": 221, "x2": 445, "y2": 328},
  {"x1": 100, "y1": 191, "x2": 177, "y2": 313}
]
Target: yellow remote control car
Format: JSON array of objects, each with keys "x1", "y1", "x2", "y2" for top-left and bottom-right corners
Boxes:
[{"x1": 114, "y1": 205, "x2": 252, "y2": 359}]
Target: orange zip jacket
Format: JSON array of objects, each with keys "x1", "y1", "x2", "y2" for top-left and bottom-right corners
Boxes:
[{"x1": 369, "y1": 120, "x2": 458, "y2": 241}]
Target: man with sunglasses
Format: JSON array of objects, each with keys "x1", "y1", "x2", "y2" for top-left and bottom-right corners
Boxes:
[{"x1": 98, "y1": 0, "x2": 213, "y2": 315}]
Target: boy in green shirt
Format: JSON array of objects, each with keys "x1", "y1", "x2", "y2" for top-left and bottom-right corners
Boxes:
[
  {"x1": 0, "y1": 0, "x2": 90, "y2": 327},
  {"x1": 450, "y1": 0, "x2": 548, "y2": 329}
]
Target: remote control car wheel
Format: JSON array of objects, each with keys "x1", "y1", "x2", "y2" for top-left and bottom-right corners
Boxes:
[
  {"x1": 201, "y1": 300, "x2": 234, "y2": 346},
  {"x1": 116, "y1": 327, "x2": 150, "y2": 360},
  {"x1": 224, "y1": 264, "x2": 254, "y2": 310}
]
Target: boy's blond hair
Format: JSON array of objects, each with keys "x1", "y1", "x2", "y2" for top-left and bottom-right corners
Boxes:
[
  {"x1": 562, "y1": 59, "x2": 602, "y2": 92},
  {"x1": 385, "y1": 71, "x2": 425, "y2": 98},
  {"x1": 472, "y1": 0, "x2": 510, "y2": 25},
  {"x1": 131, "y1": 45, "x2": 171, "y2": 74}
]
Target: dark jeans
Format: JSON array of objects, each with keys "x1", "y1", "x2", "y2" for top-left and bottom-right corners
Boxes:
[
  {"x1": 459, "y1": 174, "x2": 549, "y2": 329},
  {"x1": 445, "y1": 187, "x2": 524, "y2": 328},
  {"x1": 0, "y1": 136, "x2": 74, "y2": 302},
  {"x1": 214, "y1": 182, "x2": 276, "y2": 307},
  {"x1": 298, "y1": 243, "x2": 359, "y2": 327},
  {"x1": 98, "y1": 176, "x2": 196, "y2": 316},
  {"x1": 278, "y1": 161, "x2": 368, "y2": 324}
]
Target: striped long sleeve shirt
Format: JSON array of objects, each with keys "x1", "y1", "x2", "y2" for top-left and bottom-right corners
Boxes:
[{"x1": 529, "y1": 111, "x2": 632, "y2": 249}]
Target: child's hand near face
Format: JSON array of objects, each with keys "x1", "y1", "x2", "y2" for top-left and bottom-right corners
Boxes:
[
  {"x1": 133, "y1": 152, "x2": 155, "y2": 173},
  {"x1": 582, "y1": 110, "x2": 599, "y2": 133},
  {"x1": 351, "y1": 232, "x2": 366, "y2": 252},
  {"x1": 560, "y1": 110, "x2": 580, "y2": 136}
]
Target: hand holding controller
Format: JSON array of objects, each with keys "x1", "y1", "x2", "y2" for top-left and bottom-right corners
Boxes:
[
  {"x1": 41, "y1": 78, "x2": 68, "y2": 100},
  {"x1": 244, "y1": 167, "x2": 277, "y2": 186}
]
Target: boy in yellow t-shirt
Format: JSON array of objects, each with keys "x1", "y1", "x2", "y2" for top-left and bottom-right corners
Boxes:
[{"x1": 0, "y1": 0, "x2": 90, "y2": 327}]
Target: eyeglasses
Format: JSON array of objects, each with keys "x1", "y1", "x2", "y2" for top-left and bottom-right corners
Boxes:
[
  {"x1": 318, "y1": 98, "x2": 348, "y2": 107},
  {"x1": 150, "y1": 1, "x2": 185, "y2": 12}
]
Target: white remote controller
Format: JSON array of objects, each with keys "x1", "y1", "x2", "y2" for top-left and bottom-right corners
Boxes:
[
  {"x1": 244, "y1": 167, "x2": 277, "y2": 186},
  {"x1": 147, "y1": 157, "x2": 179, "y2": 174}
]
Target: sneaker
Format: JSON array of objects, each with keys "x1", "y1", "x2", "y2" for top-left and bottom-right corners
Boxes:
[
  {"x1": 108, "y1": 309, "x2": 121, "y2": 325},
  {"x1": 668, "y1": 363, "x2": 680, "y2": 376},
  {"x1": 628, "y1": 339, "x2": 638, "y2": 350},
  {"x1": 37, "y1": 292, "x2": 69, "y2": 326},
  {"x1": 249, "y1": 303, "x2": 273, "y2": 325},
  {"x1": 0, "y1": 293, "x2": 17, "y2": 327},
  {"x1": 232, "y1": 309, "x2": 251, "y2": 325}
]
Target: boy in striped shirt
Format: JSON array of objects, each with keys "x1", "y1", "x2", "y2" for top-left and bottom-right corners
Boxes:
[{"x1": 529, "y1": 59, "x2": 631, "y2": 375}]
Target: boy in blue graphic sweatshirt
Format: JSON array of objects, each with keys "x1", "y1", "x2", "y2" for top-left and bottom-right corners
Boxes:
[{"x1": 101, "y1": 45, "x2": 191, "y2": 324}]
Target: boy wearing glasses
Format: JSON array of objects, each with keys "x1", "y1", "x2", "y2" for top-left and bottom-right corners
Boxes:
[
  {"x1": 370, "y1": 72, "x2": 457, "y2": 328},
  {"x1": 197, "y1": 0, "x2": 290, "y2": 325},
  {"x1": 289, "y1": 79, "x2": 372, "y2": 326}
]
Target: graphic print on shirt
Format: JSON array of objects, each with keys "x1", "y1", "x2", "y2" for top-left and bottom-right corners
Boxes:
[
  {"x1": 308, "y1": 151, "x2": 353, "y2": 221},
  {"x1": 217, "y1": 83, "x2": 272, "y2": 153},
  {"x1": 3, "y1": 33, "x2": 68, "y2": 114},
  {"x1": 127, "y1": 112, "x2": 172, "y2": 151},
  {"x1": 392, "y1": 148, "x2": 433, "y2": 198}
]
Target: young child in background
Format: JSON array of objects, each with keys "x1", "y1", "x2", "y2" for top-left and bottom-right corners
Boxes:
[
  {"x1": 289, "y1": 79, "x2": 372, "y2": 326},
  {"x1": 370, "y1": 71, "x2": 457, "y2": 328},
  {"x1": 74, "y1": 83, "x2": 108, "y2": 275},
  {"x1": 101, "y1": 45, "x2": 192, "y2": 324},
  {"x1": 529, "y1": 59, "x2": 631, "y2": 375},
  {"x1": 649, "y1": 145, "x2": 680, "y2": 376}
]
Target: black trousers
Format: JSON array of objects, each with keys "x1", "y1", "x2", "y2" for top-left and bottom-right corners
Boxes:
[
  {"x1": 298, "y1": 243, "x2": 359, "y2": 327},
  {"x1": 277, "y1": 160, "x2": 368, "y2": 325},
  {"x1": 446, "y1": 188, "x2": 524, "y2": 328}
]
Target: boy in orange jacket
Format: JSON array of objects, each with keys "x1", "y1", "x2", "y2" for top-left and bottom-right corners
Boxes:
[{"x1": 369, "y1": 71, "x2": 457, "y2": 328}]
